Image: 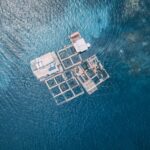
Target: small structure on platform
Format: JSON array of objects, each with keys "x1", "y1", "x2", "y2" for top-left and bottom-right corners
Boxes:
[
  {"x1": 70, "y1": 32, "x2": 91, "y2": 52},
  {"x1": 31, "y1": 52, "x2": 63, "y2": 81},
  {"x1": 30, "y1": 32, "x2": 109, "y2": 105}
]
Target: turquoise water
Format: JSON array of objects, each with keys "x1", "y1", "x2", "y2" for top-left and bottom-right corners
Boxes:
[{"x1": 0, "y1": 0, "x2": 150, "y2": 149}]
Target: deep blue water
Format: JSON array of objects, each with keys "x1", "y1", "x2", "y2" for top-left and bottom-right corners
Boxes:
[{"x1": 0, "y1": 0, "x2": 150, "y2": 150}]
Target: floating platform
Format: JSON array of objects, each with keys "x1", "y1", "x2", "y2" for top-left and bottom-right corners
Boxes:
[{"x1": 30, "y1": 32, "x2": 109, "y2": 105}]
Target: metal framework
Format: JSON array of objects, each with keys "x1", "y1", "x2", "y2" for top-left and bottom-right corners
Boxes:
[{"x1": 30, "y1": 32, "x2": 109, "y2": 105}]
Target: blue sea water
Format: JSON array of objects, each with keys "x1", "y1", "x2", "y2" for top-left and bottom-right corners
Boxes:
[{"x1": 0, "y1": 0, "x2": 150, "y2": 150}]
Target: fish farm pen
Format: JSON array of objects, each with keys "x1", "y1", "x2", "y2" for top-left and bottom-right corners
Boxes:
[{"x1": 30, "y1": 32, "x2": 109, "y2": 105}]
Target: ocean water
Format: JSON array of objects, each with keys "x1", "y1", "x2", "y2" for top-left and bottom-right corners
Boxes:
[{"x1": 0, "y1": 0, "x2": 150, "y2": 150}]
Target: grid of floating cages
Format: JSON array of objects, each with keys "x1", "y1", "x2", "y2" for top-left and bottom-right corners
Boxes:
[
  {"x1": 57, "y1": 46, "x2": 82, "y2": 69},
  {"x1": 45, "y1": 70, "x2": 84, "y2": 105},
  {"x1": 77, "y1": 55, "x2": 109, "y2": 86}
]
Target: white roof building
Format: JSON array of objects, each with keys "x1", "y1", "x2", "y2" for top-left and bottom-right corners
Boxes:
[
  {"x1": 70, "y1": 32, "x2": 90, "y2": 53},
  {"x1": 73, "y1": 38, "x2": 91, "y2": 52},
  {"x1": 30, "y1": 52, "x2": 62, "y2": 81}
]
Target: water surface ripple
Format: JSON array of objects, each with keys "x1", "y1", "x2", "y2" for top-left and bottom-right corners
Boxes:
[{"x1": 0, "y1": 0, "x2": 150, "y2": 150}]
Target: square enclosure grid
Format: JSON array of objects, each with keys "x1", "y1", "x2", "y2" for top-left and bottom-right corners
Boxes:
[
  {"x1": 45, "y1": 71, "x2": 84, "y2": 105},
  {"x1": 58, "y1": 47, "x2": 76, "y2": 60},
  {"x1": 57, "y1": 47, "x2": 82, "y2": 69},
  {"x1": 82, "y1": 55, "x2": 109, "y2": 86}
]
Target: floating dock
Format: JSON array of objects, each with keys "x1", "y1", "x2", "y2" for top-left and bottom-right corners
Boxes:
[{"x1": 30, "y1": 32, "x2": 109, "y2": 105}]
